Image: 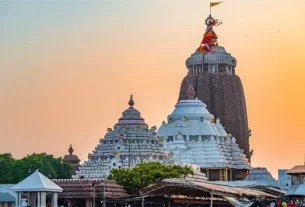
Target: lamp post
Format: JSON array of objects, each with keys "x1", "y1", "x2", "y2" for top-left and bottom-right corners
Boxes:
[{"x1": 210, "y1": 192, "x2": 213, "y2": 207}]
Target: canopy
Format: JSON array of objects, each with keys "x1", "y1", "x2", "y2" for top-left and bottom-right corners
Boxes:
[
  {"x1": 140, "y1": 178, "x2": 277, "y2": 199},
  {"x1": 12, "y1": 170, "x2": 63, "y2": 192},
  {"x1": 285, "y1": 184, "x2": 305, "y2": 196}
]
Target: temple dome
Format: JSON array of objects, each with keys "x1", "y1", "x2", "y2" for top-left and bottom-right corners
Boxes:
[
  {"x1": 76, "y1": 95, "x2": 169, "y2": 178},
  {"x1": 158, "y1": 84, "x2": 251, "y2": 175},
  {"x1": 186, "y1": 46, "x2": 237, "y2": 69},
  {"x1": 169, "y1": 84, "x2": 214, "y2": 121},
  {"x1": 169, "y1": 99, "x2": 214, "y2": 121}
]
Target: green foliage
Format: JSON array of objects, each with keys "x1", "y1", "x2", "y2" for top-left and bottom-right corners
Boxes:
[
  {"x1": 108, "y1": 162, "x2": 194, "y2": 194},
  {"x1": 0, "y1": 153, "x2": 72, "y2": 184}
]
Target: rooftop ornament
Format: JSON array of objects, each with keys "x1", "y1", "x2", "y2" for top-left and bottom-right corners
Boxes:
[
  {"x1": 128, "y1": 94, "x2": 134, "y2": 108},
  {"x1": 68, "y1": 144, "x2": 74, "y2": 155},
  {"x1": 197, "y1": 2, "x2": 223, "y2": 54}
]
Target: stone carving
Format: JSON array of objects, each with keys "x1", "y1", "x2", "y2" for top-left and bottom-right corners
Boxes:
[
  {"x1": 176, "y1": 132, "x2": 184, "y2": 141},
  {"x1": 186, "y1": 84, "x2": 196, "y2": 99}
]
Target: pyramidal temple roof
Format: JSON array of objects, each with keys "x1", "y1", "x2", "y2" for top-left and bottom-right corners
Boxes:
[
  {"x1": 11, "y1": 170, "x2": 62, "y2": 192},
  {"x1": 158, "y1": 85, "x2": 250, "y2": 170},
  {"x1": 76, "y1": 95, "x2": 169, "y2": 178}
]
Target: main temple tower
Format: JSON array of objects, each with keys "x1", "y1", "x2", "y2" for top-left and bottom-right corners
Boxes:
[{"x1": 178, "y1": 15, "x2": 252, "y2": 160}]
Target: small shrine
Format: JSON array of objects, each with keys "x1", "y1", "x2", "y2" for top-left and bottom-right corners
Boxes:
[
  {"x1": 11, "y1": 170, "x2": 62, "y2": 207},
  {"x1": 76, "y1": 95, "x2": 169, "y2": 178},
  {"x1": 158, "y1": 84, "x2": 251, "y2": 181},
  {"x1": 63, "y1": 145, "x2": 80, "y2": 175}
]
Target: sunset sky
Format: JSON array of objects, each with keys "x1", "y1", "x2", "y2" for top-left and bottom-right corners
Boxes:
[{"x1": 1, "y1": 0, "x2": 305, "y2": 178}]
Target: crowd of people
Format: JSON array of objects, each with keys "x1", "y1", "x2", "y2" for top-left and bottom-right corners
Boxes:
[{"x1": 267, "y1": 200, "x2": 304, "y2": 207}]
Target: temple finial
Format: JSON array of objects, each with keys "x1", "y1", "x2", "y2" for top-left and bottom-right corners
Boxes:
[
  {"x1": 186, "y1": 84, "x2": 196, "y2": 99},
  {"x1": 128, "y1": 94, "x2": 134, "y2": 107},
  {"x1": 68, "y1": 144, "x2": 74, "y2": 155}
]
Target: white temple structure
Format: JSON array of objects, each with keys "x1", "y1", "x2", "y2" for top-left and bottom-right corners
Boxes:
[
  {"x1": 158, "y1": 84, "x2": 251, "y2": 181},
  {"x1": 11, "y1": 170, "x2": 62, "y2": 207},
  {"x1": 76, "y1": 95, "x2": 169, "y2": 178}
]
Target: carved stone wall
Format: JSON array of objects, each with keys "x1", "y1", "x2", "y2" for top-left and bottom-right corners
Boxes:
[{"x1": 178, "y1": 73, "x2": 250, "y2": 160}]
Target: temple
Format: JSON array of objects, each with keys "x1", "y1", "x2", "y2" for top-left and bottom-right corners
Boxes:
[
  {"x1": 178, "y1": 15, "x2": 252, "y2": 160},
  {"x1": 63, "y1": 145, "x2": 80, "y2": 175},
  {"x1": 75, "y1": 95, "x2": 169, "y2": 178},
  {"x1": 158, "y1": 84, "x2": 251, "y2": 181}
]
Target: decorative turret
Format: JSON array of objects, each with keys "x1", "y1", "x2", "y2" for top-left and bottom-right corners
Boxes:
[
  {"x1": 159, "y1": 85, "x2": 251, "y2": 181},
  {"x1": 76, "y1": 95, "x2": 169, "y2": 178},
  {"x1": 63, "y1": 145, "x2": 80, "y2": 175}
]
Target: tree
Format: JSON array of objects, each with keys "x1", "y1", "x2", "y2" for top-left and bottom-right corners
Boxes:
[
  {"x1": 0, "y1": 153, "x2": 72, "y2": 184},
  {"x1": 108, "y1": 162, "x2": 194, "y2": 194}
]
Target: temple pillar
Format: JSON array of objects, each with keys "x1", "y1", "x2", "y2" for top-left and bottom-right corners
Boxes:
[
  {"x1": 224, "y1": 168, "x2": 228, "y2": 181},
  {"x1": 40, "y1": 192, "x2": 46, "y2": 207},
  {"x1": 206, "y1": 169, "x2": 209, "y2": 180},
  {"x1": 51, "y1": 193, "x2": 58, "y2": 207},
  {"x1": 37, "y1": 192, "x2": 41, "y2": 207},
  {"x1": 219, "y1": 169, "x2": 223, "y2": 181},
  {"x1": 67, "y1": 200, "x2": 73, "y2": 207},
  {"x1": 4, "y1": 202, "x2": 8, "y2": 207},
  {"x1": 86, "y1": 200, "x2": 92, "y2": 207},
  {"x1": 18, "y1": 192, "x2": 22, "y2": 207},
  {"x1": 15, "y1": 192, "x2": 19, "y2": 207}
]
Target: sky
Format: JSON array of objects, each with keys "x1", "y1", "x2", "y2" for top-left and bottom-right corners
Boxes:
[{"x1": 0, "y1": 0, "x2": 304, "y2": 178}]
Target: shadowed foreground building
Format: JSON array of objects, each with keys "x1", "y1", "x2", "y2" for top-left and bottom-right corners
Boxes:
[{"x1": 178, "y1": 15, "x2": 252, "y2": 160}]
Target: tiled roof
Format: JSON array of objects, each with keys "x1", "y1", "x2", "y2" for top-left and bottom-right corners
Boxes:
[
  {"x1": 287, "y1": 165, "x2": 305, "y2": 174},
  {"x1": 0, "y1": 192, "x2": 15, "y2": 202}
]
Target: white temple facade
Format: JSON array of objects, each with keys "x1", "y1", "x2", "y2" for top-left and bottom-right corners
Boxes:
[
  {"x1": 158, "y1": 84, "x2": 251, "y2": 181},
  {"x1": 75, "y1": 95, "x2": 169, "y2": 178}
]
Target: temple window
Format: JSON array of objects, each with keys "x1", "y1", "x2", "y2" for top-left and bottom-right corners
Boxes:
[
  {"x1": 190, "y1": 135, "x2": 199, "y2": 141},
  {"x1": 167, "y1": 136, "x2": 174, "y2": 142},
  {"x1": 183, "y1": 135, "x2": 187, "y2": 141},
  {"x1": 113, "y1": 163, "x2": 116, "y2": 166},
  {"x1": 118, "y1": 147, "x2": 120, "y2": 150}
]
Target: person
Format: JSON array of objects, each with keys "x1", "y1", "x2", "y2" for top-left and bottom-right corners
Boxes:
[
  {"x1": 270, "y1": 201, "x2": 276, "y2": 207},
  {"x1": 291, "y1": 200, "x2": 296, "y2": 207},
  {"x1": 282, "y1": 201, "x2": 287, "y2": 207},
  {"x1": 277, "y1": 201, "x2": 283, "y2": 207}
]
